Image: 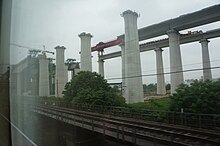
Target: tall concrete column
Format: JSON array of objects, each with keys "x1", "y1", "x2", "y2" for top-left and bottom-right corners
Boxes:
[
  {"x1": 98, "y1": 51, "x2": 104, "y2": 77},
  {"x1": 119, "y1": 43, "x2": 125, "y2": 97},
  {"x1": 79, "y1": 32, "x2": 93, "y2": 72},
  {"x1": 31, "y1": 74, "x2": 38, "y2": 96},
  {"x1": 75, "y1": 68, "x2": 80, "y2": 75},
  {"x1": 23, "y1": 69, "x2": 28, "y2": 94},
  {"x1": 167, "y1": 29, "x2": 184, "y2": 94},
  {"x1": 122, "y1": 10, "x2": 144, "y2": 103},
  {"x1": 16, "y1": 72, "x2": 22, "y2": 96},
  {"x1": 38, "y1": 54, "x2": 49, "y2": 97},
  {"x1": 199, "y1": 39, "x2": 212, "y2": 81},
  {"x1": 70, "y1": 62, "x2": 80, "y2": 78},
  {"x1": 55, "y1": 46, "x2": 67, "y2": 97},
  {"x1": 155, "y1": 48, "x2": 166, "y2": 95}
]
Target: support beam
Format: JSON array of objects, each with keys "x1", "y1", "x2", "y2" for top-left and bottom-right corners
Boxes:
[
  {"x1": 122, "y1": 10, "x2": 144, "y2": 103},
  {"x1": 155, "y1": 48, "x2": 166, "y2": 95},
  {"x1": 167, "y1": 29, "x2": 184, "y2": 94},
  {"x1": 199, "y1": 39, "x2": 212, "y2": 81},
  {"x1": 55, "y1": 46, "x2": 67, "y2": 97},
  {"x1": 38, "y1": 54, "x2": 49, "y2": 97},
  {"x1": 79, "y1": 32, "x2": 93, "y2": 72},
  {"x1": 100, "y1": 28, "x2": 220, "y2": 60}
]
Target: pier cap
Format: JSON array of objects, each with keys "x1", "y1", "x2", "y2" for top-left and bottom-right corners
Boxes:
[
  {"x1": 55, "y1": 46, "x2": 66, "y2": 50},
  {"x1": 78, "y1": 32, "x2": 93, "y2": 38},
  {"x1": 121, "y1": 10, "x2": 139, "y2": 17}
]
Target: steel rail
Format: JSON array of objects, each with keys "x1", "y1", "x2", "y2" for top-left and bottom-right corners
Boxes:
[{"x1": 32, "y1": 103, "x2": 220, "y2": 146}]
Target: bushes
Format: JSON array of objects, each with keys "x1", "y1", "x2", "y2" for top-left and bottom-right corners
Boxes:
[
  {"x1": 127, "y1": 97, "x2": 170, "y2": 110},
  {"x1": 169, "y1": 80, "x2": 220, "y2": 114}
]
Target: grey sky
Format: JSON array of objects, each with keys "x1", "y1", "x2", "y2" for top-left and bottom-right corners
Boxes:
[{"x1": 10, "y1": 0, "x2": 220, "y2": 84}]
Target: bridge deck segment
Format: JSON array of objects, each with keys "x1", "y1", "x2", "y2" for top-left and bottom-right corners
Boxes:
[{"x1": 118, "y1": 4, "x2": 220, "y2": 41}]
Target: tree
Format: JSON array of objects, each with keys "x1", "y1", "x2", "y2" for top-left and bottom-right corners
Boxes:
[
  {"x1": 143, "y1": 83, "x2": 157, "y2": 93},
  {"x1": 63, "y1": 71, "x2": 126, "y2": 106},
  {"x1": 166, "y1": 83, "x2": 171, "y2": 91},
  {"x1": 169, "y1": 80, "x2": 220, "y2": 114}
]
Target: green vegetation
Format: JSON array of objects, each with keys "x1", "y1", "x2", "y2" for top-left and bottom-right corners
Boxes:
[
  {"x1": 166, "y1": 83, "x2": 171, "y2": 90},
  {"x1": 42, "y1": 75, "x2": 220, "y2": 115},
  {"x1": 127, "y1": 97, "x2": 170, "y2": 110},
  {"x1": 63, "y1": 71, "x2": 126, "y2": 106},
  {"x1": 129, "y1": 80, "x2": 220, "y2": 114},
  {"x1": 169, "y1": 80, "x2": 220, "y2": 114},
  {"x1": 143, "y1": 83, "x2": 157, "y2": 93},
  {"x1": 143, "y1": 83, "x2": 171, "y2": 95}
]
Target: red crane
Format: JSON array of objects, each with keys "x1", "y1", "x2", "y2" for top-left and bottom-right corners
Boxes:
[{"x1": 91, "y1": 38, "x2": 123, "y2": 52}]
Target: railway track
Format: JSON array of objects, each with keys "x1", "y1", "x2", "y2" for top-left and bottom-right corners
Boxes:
[{"x1": 32, "y1": 104, "x2": 220, "y2": 146}]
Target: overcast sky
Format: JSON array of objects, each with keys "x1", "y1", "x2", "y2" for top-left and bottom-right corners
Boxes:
[{"x1": 10, "y1": 0, "x2": 220, "y2": 84}]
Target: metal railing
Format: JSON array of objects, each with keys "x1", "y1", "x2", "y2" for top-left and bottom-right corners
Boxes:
[{"x1": 35, "y1": 100, "x2": 220, "y2": 130}]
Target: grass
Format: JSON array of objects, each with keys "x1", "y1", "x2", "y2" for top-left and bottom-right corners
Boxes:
[
  {"x1": 127, "y1": 97, "x2": 171, "y2": 111},
  {"x1": 37, "y1": 96, "x2": 171, "y2": 111}
]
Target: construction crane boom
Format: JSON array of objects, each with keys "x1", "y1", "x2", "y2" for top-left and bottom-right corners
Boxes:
[
  {"x1": 10, "y1": 43, "x2": 54, "y2": 57},
  {"x1": 42, "y1": 50, "x2": 55, "y2": 55}
]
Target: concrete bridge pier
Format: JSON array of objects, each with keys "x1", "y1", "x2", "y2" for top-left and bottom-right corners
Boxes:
[
  {"x1": 199, "y1": 39, "x2": 212, "y2": 81},
  {"x1": 119, "y1": 43, "x2": 126, "y2": 98},
  {"x1": 74, "y1": 67, "x2": 80, "y2": 76},
  {"x1": 16, "y1": 72, "x2": 22, "y2": 96},
  {"x1": 167, "y1": 29, "x2": 184, "y2": 94},
  {"x1": 31, "y1": 73, "x2": 39, "y2": 96},
  {"x1": 38, "y1": 53, "x2": 49, "y2": 97},
  {"x1": 23, "y1": 69, "x2": 28, "y2": 93},
  {"x1": 155, "y1": 48, "x2": 166, "y2": 95},
  {"x1": 122, "y1": 10, "x2": 144, "y2": 103},
  {"x1": 79, "y1": 32, "x2": 93, "y2": 72},
  {"x1": 98, "y1": 51, "x2": 104, "y2": 77},
  {"x1": 55, "y1": 46, "x2": 67, "y2": 97}
]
